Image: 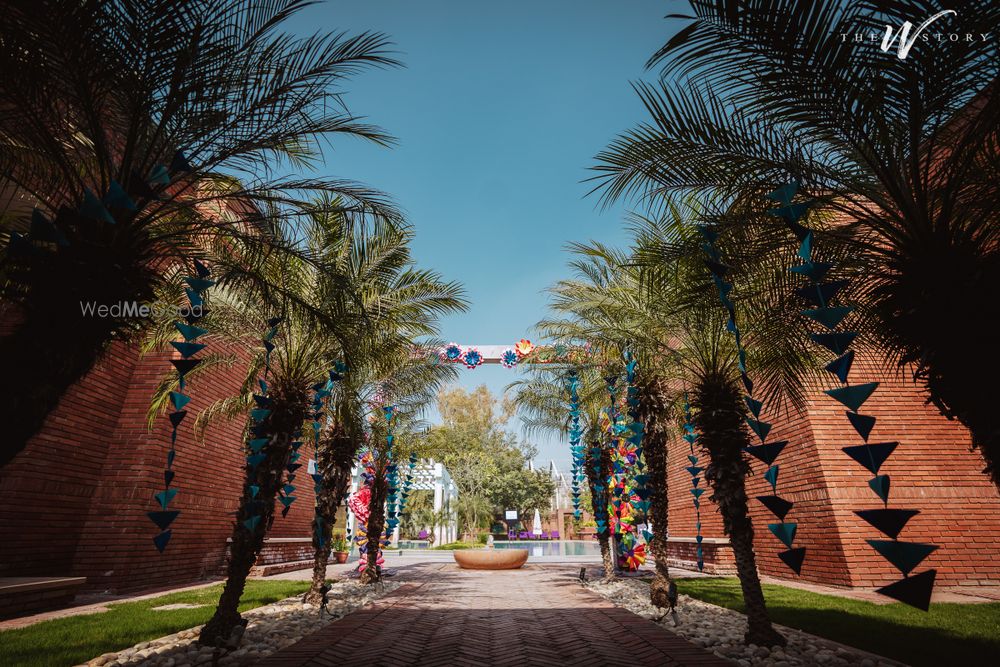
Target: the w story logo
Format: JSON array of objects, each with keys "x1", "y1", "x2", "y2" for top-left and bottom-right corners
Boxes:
[
  {"x1": 880, "y1": 9, "x2": 955, "y2": 60},
  {"x1": 840, "y1": 9, "x2": 990, "y2": 60}
]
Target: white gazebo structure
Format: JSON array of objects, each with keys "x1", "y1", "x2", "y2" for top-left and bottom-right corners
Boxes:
[{"x1": 344, "y1": 458, "x2": 459, "y2": 546}]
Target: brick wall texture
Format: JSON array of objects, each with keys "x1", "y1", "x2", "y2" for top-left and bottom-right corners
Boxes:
[
  {"x1": 666, "y1": 356, "x2": 1000, "y2": 588},
  {"x1": 0, "y1": 339, "x2": 319, "y2": 594}
]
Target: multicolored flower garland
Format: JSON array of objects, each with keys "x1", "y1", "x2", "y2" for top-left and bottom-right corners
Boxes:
[
  {"x1": 770, "y1": 182, "x2": 937, "y2": 609},
  {"x1": 681, "y1": 397, "x2": 705, "y2": 572},
  {"x1": 148, "y1": 260, "x2": 213, "y2": 552},
  {"x1": 700, "y1": 225, "x2": 806, "y2": 574}
]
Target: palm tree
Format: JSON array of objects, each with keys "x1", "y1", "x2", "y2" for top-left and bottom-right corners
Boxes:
[
  {"x1": 300, "y1": 205, "x2": 466, "y2": 601},
  {"x1": 540, "y1": 225, "x2": 815, "y2": 645},
  {"x1": 593, "y1": 1, "x2": 1000, "y2": 492},
  {"x1": 0, "y1": 0, "x2": 401, "y2": 467}
]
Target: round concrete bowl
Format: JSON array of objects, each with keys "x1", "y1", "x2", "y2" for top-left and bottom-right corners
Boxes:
[{"x1": 453, "y1": 548, "x2": 528, "y2": 570}]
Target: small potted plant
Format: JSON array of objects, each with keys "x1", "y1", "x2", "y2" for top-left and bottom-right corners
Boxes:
[{"x1": 331, "y1": 536, "x2": 350, "y2": 564}]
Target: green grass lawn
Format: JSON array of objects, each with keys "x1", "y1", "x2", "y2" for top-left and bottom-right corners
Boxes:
[
  {"x1": 0, "y1": 580, "x2": 308, "y2": 667},
  {"x1": 676, "y1": 577, "x2": 1000, "y2": 667}
]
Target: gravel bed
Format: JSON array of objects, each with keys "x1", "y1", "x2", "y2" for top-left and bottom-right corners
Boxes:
[
  {"x1": 80, "y1": 579, "x2": 399, "y2": 667},
  {"x1": 586, "y1": 578, "x2": 906, "y2": 667}
]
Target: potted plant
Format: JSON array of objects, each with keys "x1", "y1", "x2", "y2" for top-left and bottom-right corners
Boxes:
[{"x1": 331, "y1": 536, "x2": 350, "y2": 564}]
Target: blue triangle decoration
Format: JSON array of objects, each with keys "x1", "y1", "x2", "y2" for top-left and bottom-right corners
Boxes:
[
  {"x1": 247, "y1": 453, "x2": 266, "y2": 469},
  {"x1": 778, "y1": 547, "x2": 807, "y2": 574},
  {"x1": 243, "y1": 515, "x2": 261, "y2": 531},
  {"x1": 249, "y1": 485, "x2": 260, "y2": 498},
  {"x1": 855, "y1": 509, "x2": 919, "y2": 539},
  {"x1": 152, "y1": 530, "x2": 172, "y2": 553},
  {"x1": 744, "y1": 396, "x2": 763, "y2": 418},
  {"x1": 690, "y1": 488, "x2": 705, "y2": 498},
  {"x1": 826, "y1": 382, "x2": 879, "y2": 412},
  {"x1": 802, "y1": 306, "x2": 853, "y2": 330},
  {"x1": 170, "y1": 341, "x2": 206, "y2": 359},
  {"x1": 279, "y1": 496, "x2": 296, "y2": 508},
  {"x1": 843, "y1": 442, "x2": 898, "y2": 475},
  {"x1": 811, "y1": 331, "x2": 858, "y2": 356},
  {"x1": 869, "y1": 475, "x2": 891, "y2": 503},
  {"x1": 768, "y1": 522, "x2": 797, "y2": 548},
  {"x1": 249, "y1": 438, "x2": 268, "y2": 452},
  {"x1": 757, "y1": 495, "x2": 793, "y2": 521},
  {"x1": 154, "y1": 488, "x2": 178, "y2": 509},
  {"x1": 745, "y1": 441, "x2": 787, "y2": 466},
  {"x1": 80, "y1": 188, "x2": 117, "y2": 225},
  {"x1": 175, "y1": 322, "x2": 209, "y2": 341},
  {"x1": 868, "y1": 540, "x2": 938, "y2": 576},
  {"x1": 147, "y1": 510, "x2": 180, "y2": 531},
  {"x1": 846, "y1": 411, "x2": 876, "y2": 442},
  {"x1": 825, "y1": 350, "x2": 855, "y2": 384},
  {"x1": 796, "y1": 280, "x2": 848, "y2": 307},
  {"x1": 170, "y1": 359, "x2": 201, "y2": 377},
  {"x1": 103, "y1": 180, "x2": 137, "y2": 211},
  {"x1": 745, "y1": 418, "x2": 772, "y2": 442},
  {"x1": 168, "y1": 411, "x2": 187, "y2": 428},
  {"x1": 763, "y1": 465, "x2": 779, "y2": 489},
  {"x1": 875, "y1": 570, "x2": 937, "y2": 611},
  {"x1": 169, "y1": 391, "x2": 191, "y2": 411}
]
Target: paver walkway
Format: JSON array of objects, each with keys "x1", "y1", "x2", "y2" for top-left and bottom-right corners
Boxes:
[{"x1": 259, "y1": 563, "x2": 730, "y2": 666}]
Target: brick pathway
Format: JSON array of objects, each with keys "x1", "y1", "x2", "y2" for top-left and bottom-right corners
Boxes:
[{"x1": 259, "y1": 564, "x2": 730, "y2": 666}]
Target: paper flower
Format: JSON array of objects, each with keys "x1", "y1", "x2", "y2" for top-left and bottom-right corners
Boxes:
[
  {"x1": 499, "y1": 349, "x2": 518, "y2": 369},
  {"x1": 444, "y1": 342, "x2": 463, "y2": 361},
  {"x1": 514, "y1": 339, "x2": 534, "y2": 357},
  {"x1": 462, "y1": 347, "x2": 483, "y2": 369},
  {"x1": 348, "y1": 487, "x2": 371, "y2": 524}
]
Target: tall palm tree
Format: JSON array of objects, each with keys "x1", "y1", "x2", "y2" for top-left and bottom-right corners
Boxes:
[
  {"x1": 593, "y1": 0, "x2": 1000, "y2": 491},
  {"x1": 540, "y1": 226, "x2": 814, "y2": 646},
  {"x1": 0, "y1": 0, "x2": 401, "y2": 467},
  {"x1": 299, "y1": 205, "x2": 466, "y2": 601}
]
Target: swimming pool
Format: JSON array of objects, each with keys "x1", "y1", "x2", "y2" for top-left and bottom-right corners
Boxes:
[{"x1": 493, "y1": 540, "x2": 602, "y2": 556}]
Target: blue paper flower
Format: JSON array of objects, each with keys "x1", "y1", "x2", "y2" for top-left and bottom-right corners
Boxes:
[
  {"x1": 463, "y1": 348, "x2": 483, "y2": 369},
  {"x1": 499, "y1": 349, "x2": 518, "y2": 369},
  {"x1": 444, "y1": 342, "x2": 463, "y2": 361}
]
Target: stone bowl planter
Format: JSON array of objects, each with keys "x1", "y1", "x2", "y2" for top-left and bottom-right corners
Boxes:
[{"x1": 453, "y1": 548, "x2": 528, "y2": 570}]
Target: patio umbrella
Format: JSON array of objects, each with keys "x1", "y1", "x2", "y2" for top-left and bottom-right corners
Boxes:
[{"x1": 532, "y1": 509, "x2": 542, "y2": 536}]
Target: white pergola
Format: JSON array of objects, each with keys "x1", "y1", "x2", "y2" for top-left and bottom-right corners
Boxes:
[{"x1": 344, "y1": 458, "x2": 459, "y2": 545}]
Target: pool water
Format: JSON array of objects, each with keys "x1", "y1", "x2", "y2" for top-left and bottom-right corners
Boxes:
[{"x1": 493, "y1": 540, "x2": 602, "y2": 556}]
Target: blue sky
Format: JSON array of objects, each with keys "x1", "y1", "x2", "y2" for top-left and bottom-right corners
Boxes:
[{"x1": 287, "y1": 1, "x2": 682, "y2": 468}]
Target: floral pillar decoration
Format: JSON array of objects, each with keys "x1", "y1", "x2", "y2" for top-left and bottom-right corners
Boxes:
[
  {"x1": 700, "y1": 225, "x2": 806, "y2": 574},
  {"x1": 771, "y1": 182, "x2": 937, "y2": 609},
  {"x1": 352, "y1": 450, "x2": 377, "y2": 571},
  {"x1": 241, "y1": 316, "x2": 283, "y2": 534},
  {"x1": 310, "y1": 362, "x2": 346, "y2": 549},
  {"x1": 681, "y1": 397, "x2": 705, "y2": 571},
  {"x1": 148, "y1": 259, "x2": 213, "y2": 552},
  {"x1": 374, "y1": 405, "x2": 398, "y2": 563},
  {"x1": 566, "y1": 370, "x2": 585, "y2": 520}
]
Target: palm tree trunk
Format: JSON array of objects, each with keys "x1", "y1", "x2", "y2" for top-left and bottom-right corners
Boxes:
[
  {"x1": 585, "y1": 439, "x2": 616, "y2": 580},
  {"x1": 359, "y1": 470, "x2": 387, "y2": 584},
  {"x1": 305, "y1": 425, "x2": 358, "y2": 604},
  {"x1": 637, "y1": 374, "x2": 673, "y2": 608},
  {"x1": 200, "y1": 381, "x2": 308, "y2": 646},
  {"x1": 692, "y1": 372, "x2": 785, "y2": 647}
]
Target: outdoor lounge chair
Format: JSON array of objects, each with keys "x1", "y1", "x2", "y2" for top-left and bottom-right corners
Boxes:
[
  {"x1": 518, "y1": 531, "x2": 529, "y2": 539},
  {"x1": 551, "y1": 530, "x2": 560, "y2": 540},
  {"x1": 418, "y1": 530, "x2": 428, "y2": 540},
  {"x1": 507, "y1": 529, "x2": 516, "y2": 539},
  {"x1": 541, "y1": 531, "x2": 550, "y2": 540}
]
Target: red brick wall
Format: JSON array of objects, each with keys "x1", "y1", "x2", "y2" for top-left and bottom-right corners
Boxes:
[
  {"x1": 0, "y1": 339, "x2": 319, "y2": 594},
  {"x1": 666, "y1": 358, "x2": 1000, "y2": 588}
]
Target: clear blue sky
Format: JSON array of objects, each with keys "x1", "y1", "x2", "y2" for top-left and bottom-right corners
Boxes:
[{"x1": 287, "y1": 1, "x2": 682, "y2": 469}]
